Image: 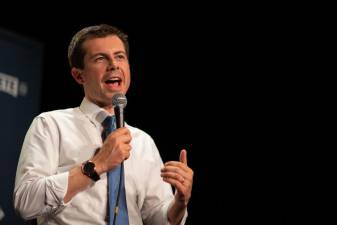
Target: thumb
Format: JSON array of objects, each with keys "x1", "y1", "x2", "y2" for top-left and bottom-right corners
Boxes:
[{"x1": 179, "y1": 149, "x2": 188, "y2": 165}]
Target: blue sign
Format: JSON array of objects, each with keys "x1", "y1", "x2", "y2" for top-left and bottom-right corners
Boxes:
[{"x1": 0, "y1": 28, "x2": 43, "y2": 224}]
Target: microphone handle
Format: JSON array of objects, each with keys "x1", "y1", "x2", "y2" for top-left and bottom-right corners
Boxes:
[
  {"x1": 115, "y1": 106, "x2": 124, "y2": 129},
  {"x1": 113, "y1": 105, "x2": 125, "y2": 225}
]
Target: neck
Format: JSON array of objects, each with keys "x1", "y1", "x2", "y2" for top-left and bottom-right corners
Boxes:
[{"x1": 103, "y1": 105, "x2": 114, "y2": 115}]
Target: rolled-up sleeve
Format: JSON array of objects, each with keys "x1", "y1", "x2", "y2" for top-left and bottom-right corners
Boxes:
[{"x1": 13, "y1": 115, "x2": 69, "y2": 219}]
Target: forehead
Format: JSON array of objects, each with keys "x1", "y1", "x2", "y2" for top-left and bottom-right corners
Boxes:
[{"x1": 83, "y1": 35, "x2": 126, "y2": 54}]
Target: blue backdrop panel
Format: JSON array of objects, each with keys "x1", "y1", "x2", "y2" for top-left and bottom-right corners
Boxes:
[{"x1": 0, "y1": 28, "x2": 43, "y2": 224}]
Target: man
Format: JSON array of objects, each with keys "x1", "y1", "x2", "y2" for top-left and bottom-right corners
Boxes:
[{"x1": 14, "y1": 24, "x2": 193, "y2": 225}]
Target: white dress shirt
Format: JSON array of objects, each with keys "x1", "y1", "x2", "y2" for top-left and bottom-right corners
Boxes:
[{"x1": 14, "y1": 98, "x2": 187, "y2": 225}]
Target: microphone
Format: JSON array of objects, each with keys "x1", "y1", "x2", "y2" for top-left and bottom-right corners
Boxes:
[
  {"x1": 111, "y1": 93, "x2": 127, "y2": 225},
  {"x1": 112, "y1": 93, "x2": 127, "y2": 128}
]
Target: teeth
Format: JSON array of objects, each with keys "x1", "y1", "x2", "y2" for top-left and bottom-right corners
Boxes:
[
  {"x1": 107, "y1": 77, "x2": 121, "y2": 81},
  {"x1": 105, "y1": 77, "x2": 121, "y2": 84}
]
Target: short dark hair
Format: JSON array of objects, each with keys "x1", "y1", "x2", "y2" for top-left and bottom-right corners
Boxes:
[{"x1": 68, "y1": 24, "x2": 129, "y2": 69}]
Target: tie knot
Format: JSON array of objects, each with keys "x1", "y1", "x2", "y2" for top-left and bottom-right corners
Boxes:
[{"x1": 102, "y1": 116, "x2": 116, "y2": 129}]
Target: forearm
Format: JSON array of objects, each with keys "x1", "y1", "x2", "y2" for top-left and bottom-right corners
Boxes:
[
  {"x1": 167, "y1": 199, "x2": 187, "y2": 225},
  {"x1": 63, "y1": 165, "x2": 93, "y2": 203}
]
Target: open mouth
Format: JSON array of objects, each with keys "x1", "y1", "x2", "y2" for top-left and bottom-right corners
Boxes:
[{"x1": 105, "y1": 77, "x2": 122, "y2": 88}]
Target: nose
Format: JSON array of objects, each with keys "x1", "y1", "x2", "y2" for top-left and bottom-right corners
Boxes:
[{"x1": 108, "y1": 59, "x2": 119, "y2": 71}]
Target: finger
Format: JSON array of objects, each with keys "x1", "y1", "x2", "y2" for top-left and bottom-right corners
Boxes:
[
  {"x1": 122, "y1": 143, "x2": 132, "y2": 152},
  {"x1": 162, "y1": 177, "x2": 185, "y2": 193},
  {"x1": 162, "y1": 164, "x2": 190, "y2": 174},
  {"x1": 180, "y1": 149, "x2": 187, "y2": 165},
  {"x1": 123, "y1": 150, "x2": 130, "y2": 160},
  {"x1": 114, "y1": 127, "x2": 130, "y2": 135},
  {"x1": 107, "y1": 128, "x2": 130, "y2": 141},
  {"x1": 161, "y1": 171, "x2": 185, "y2": 183},
  {"x1": 118, "y1": 134, "x2": 132, "y2": 143}
]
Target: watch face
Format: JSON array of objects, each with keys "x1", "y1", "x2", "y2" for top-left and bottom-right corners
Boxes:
[
  {"x1": 84, "y1": 161, "x2": 95, "y2": 174},
  {"x1": 82, "y1": 161, "x2": 100, "y2": 181}
]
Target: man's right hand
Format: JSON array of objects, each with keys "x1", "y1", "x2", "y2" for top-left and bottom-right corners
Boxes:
[
  {"x1": 64, "y1": 127, "x2": 131, "y2": 203},
  {"x1": 92, "y1": 127, "x2": 132, "y2": 175}
]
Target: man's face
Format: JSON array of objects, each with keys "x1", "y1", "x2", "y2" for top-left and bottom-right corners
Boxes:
[{"x1": 73, "y1": 35, "x2": 131, "y2": 109}]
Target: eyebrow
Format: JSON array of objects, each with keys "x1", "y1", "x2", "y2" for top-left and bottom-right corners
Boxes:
[
  {"x1": 89, "y1": 51, "x2": 127, "y2": 59},
  {"x1": 114, "y1": 51, "x2": 127, "y2": 56}
]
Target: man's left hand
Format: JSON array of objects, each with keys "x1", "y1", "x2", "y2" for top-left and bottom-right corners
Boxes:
[{"x1": 161, "y1": 149, "x2": 193, "y2": 205}]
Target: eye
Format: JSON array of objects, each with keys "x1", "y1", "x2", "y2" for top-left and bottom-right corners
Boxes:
[
  {"x1": 95, "y1": 56, "x2": 105, "y2": 62},
  {"x1": 115, "y1": 54, "x2": 126, "y2": 61}
]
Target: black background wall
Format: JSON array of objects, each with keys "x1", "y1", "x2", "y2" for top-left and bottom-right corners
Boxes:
[{"x1": 0, "y1": 2, "x2": 287, "y2": 224}]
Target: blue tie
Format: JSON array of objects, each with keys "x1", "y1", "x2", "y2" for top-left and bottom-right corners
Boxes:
[{"x1": 102, "y1": 116, "x2": 129, "y2": 225}]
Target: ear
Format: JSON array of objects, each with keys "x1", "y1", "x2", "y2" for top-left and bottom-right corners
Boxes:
[{"x1": 71, "y1": 68, "x2": 85, "y2": 85}]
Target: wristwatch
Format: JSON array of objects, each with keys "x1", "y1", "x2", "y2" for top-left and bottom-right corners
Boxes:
[{"x1": 81, "y1": 160, "x2": 100, "y2": 181}]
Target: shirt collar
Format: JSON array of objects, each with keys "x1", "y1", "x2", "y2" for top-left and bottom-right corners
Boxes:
[{"x1": 79, "y1": 97, "x2": 111, "y2": 127}]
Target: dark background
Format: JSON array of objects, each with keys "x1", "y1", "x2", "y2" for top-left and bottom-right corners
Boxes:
[{"x1": 1, "y1": 3, "x2": 287, "y2": 224}]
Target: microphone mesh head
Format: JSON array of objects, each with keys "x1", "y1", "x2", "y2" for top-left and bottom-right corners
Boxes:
[{"x1": 112, "y1": 93, "x2": 127, "y2": 108}]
